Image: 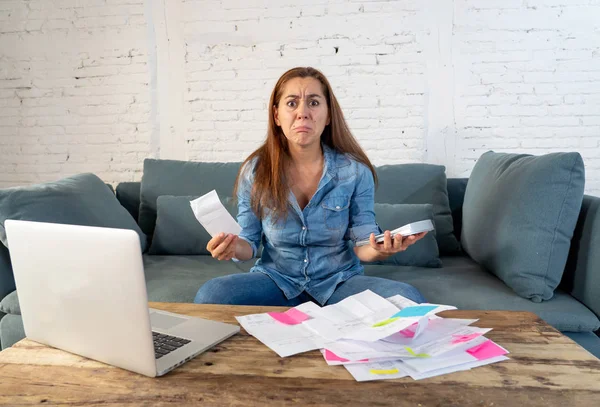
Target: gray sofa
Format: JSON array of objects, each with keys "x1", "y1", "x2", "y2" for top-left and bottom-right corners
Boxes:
[{"x1": 0, "y1": 162, "x2": 599, "y2": 359}]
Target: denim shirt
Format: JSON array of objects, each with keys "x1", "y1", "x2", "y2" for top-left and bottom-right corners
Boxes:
[{"x1": 236, "y1": 144, "x2": 380, "y2": 305}]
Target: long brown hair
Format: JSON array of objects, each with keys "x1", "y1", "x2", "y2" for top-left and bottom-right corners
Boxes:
[{"x1": 233, "y1": 66, "x2": 378, "y2": 220}]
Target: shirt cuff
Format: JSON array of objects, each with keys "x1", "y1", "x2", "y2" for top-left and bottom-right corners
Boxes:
[
  {"x1": 348, "y1": 223, "x2": 382, "y2": 243},
  {"x1": 232, "y1": 235, "x2": 258, "y2": 262}
]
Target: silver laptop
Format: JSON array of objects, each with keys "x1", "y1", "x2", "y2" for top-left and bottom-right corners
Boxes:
[{"x1": 5, "y1": 219, "x2": 239, "y2": 377}]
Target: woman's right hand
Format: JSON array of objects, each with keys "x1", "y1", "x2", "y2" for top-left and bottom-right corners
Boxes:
[{"x1": 206, "y1": 233, "x2": 238, "y2": 261}]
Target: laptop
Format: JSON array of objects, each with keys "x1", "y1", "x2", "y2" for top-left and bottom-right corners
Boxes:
[{"x1": 5, "y1": 219, "x2": 240, "y2": 377}]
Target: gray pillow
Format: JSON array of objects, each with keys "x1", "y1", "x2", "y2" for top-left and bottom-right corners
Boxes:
[
  {"x1": 363, "y1": 203, "x2": 442, "y2": 268},
  {"x1": 0, "y1": 173, "x2": 147, "y2": 251},
  {"x1": 375, "y1": 164, "x2": 460, "y2": 255},
  {"x1": 148, "y1": 195, "x2": 238, "y2": 255},
  {"x1": 461, "y1": 151, "x2": 585, "y2": 302},
  {"x1": 139, "y1": 159, "x2": 241, "y2": 238}
]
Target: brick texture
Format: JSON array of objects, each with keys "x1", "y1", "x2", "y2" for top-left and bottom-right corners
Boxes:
[{"x1": 0, "y1": 0, "x2": 598, "y2": 195}]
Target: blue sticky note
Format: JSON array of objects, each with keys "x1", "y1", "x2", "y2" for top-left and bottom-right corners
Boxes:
[{"x1": 392, "y1": 305, "x2": 438, "y2": 318}]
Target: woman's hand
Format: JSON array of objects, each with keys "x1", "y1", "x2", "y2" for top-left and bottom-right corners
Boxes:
[
  {"x1": 207, "y1": 233, "x2": 239, "y2": 261},
  {"x1": 368, "y1": 230, "x2": 428, "y2": 257}
]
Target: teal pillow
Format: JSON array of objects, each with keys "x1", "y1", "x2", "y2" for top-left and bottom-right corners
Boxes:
[
  {"x1": 149, "y1": 195, "x2": 238, "y2": 255},
  {"x1": 139, "y1": 159, "x2": 241, "y2": 238},
  {"x1": 375, "y1": 164, "x2": 460, "y2": 255},
  {"x1": 461, "y1": 151, "x2": 585, "y2": 302},
  {"x1": 0, "y1": 173, "x2": 147, "y2": 252},
  {"x1": 363, "y1": 203, "x2": 442, "y2": 268}
]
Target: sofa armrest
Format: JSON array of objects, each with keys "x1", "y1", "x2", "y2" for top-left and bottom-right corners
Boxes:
[
  {"x1": 562, "y1": 194, "x2": 600, "y2": 318},
  {"x1": 0, "y1": 243, "x2": 15, "y2": 302}
]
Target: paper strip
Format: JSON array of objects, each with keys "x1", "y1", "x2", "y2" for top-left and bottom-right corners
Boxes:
[
  {"x1": 392, "y1": 305, "x2": 438, "y2": 318},
  {"x1": 372, "y1": 317, "x2": 399, "y2": 327},
  {"x1": 267, "y1": 308, "x2": 310, "y2": 325},
  {"x1": 398, "y1": 322, "x2": 419, "y2": 338},
  {"x1": 451, "y1": 333, "x2": 482, "y2": 344},
  {"x1": 324, "y1": 349, "x2": 369, "y2": 363},
  {"x1": 369, "y1": 368, "x2": 400, "y2": 375},
  {"x1": 405, "y1": 347, "x2": 431, "y2": 358},
  {"x1": 466, "y1": 340, "x2": 508, "y2": 360}
]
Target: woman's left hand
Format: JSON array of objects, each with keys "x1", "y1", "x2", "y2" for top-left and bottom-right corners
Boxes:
[{"x1": 368, "y1": 230, "x2": 428, "y2": 256}]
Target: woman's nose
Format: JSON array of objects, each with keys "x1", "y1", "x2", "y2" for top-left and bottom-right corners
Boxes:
[{"x1": 297, "y1": 102, "x2": 309, "y2": 119}]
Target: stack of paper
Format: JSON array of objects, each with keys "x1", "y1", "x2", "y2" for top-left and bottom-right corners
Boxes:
[{"x1": 236, "y1": 290, "x2": 509, "y2": 382}]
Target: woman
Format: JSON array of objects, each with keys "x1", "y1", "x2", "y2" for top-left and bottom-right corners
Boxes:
[{"x1": 194, "y1": 67, "x2": 427, "y2": 306}]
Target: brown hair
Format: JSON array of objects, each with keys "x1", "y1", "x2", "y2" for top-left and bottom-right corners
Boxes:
[{"x1": 234, "y1": 66, "x2": 377, "y2": 220}]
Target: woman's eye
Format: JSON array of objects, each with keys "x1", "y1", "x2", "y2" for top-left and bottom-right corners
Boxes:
[
  {"x1": 310, "y1": 100, "x2": 319, "y2": 107},
  {"x1": 287, "y1": 101, "x2": 297, "y2": 108}
]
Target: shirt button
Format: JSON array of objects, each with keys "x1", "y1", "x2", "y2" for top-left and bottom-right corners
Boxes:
[
  {"x1": 304, "y1": 259, "x2": 308, "y2": 263},
  {"x1": 302, "y1": 226, "x2": 306, "y2": 230},
  {"x1": 336, "y1": 206, "x2": 341, "y2": 209}
]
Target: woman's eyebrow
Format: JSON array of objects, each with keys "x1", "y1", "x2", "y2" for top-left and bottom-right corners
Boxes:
[{"x1": 284, "y1": 94, "x2": 323, "y2": 99}]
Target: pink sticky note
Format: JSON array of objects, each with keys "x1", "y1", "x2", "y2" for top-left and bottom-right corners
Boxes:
[
  {"x1": 324, "y1": 349, "x2": 350, "y2": 362},
  {"x1": 324, "y1": 350, "x2": 369, "y2": 363},
  {"x1": 398, "y1": 322, "x2": 419, "y2": 338},
  {"x1": 451, "y1": 333, "x2": 482, "y2": 344},
  {"x1": 267, "y1": 308, "x2": 309, "y2": 325},
  {"x1": 466, "y1": 340, "x2": 508, "y2": 360}
]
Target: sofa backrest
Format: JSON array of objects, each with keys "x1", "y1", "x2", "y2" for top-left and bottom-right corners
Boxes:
[{"x1": 114, "y1": 175, "x2": 470, "y2": 242}]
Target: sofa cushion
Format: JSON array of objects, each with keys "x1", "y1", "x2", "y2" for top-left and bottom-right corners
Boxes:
[
  {"x1": 0, "y1": 313, "x2": 25, "y2": 350},
  {"x1": 0, "y1": 243, "x2": 15, "y2": 300},
  {"x1": 374, "y1": 164, "x2": 461, "y2": 255},
  {"x1": 2, "y1": 254, "x2": 598, "y2": 333},
  {"x1": 0, "y1": 290, "x2": 18, "y2": 315},
  {"x1": 139, "y1": 159, "x2": 241, "y2": 238},
  {"x1": 461, "y1": 151, "x2": 585, "y2": 303},
  {"x1": 149, "y1": 195, "x2": 237, "y2": 255},
  {"x1": 364, "y1": 256, "x2": 600, "y2": 333},
  {"x1": 0, "y1": 173, "x2": 147, "y2": 252},
  {"x1": 143, "y1": 255, "x2": 250, "y2": 303},
  {"x1": 365, "y1": 203, "x2": 441, "y2": 268},
  {"x1": 115, "y1": 182, "x2": 142, "y2": 223}
]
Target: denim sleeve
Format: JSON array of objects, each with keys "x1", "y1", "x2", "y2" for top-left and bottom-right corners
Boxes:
[
  {"x1": 345, "y1": 163, "x2": 381, "y2": 243},
  {"x1": 234, "y1": 163, "x2": 262, "y2": 260}
]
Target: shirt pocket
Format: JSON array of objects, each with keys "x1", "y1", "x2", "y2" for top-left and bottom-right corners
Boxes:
[{"x1": 321, "y1": 195, "x2": 351, "y2": 231}]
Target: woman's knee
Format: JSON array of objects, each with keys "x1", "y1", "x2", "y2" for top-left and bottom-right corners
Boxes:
[{"x1": 193, "y1": 276, "x2": 232, "y2": 304}]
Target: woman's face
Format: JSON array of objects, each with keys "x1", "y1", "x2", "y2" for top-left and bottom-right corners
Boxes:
[{"x1": 274, "y1": 77, "x2": 330, "y2": 150}]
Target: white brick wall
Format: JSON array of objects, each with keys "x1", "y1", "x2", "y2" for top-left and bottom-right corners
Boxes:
[
  {"x1": 453, "y1": 0, "x2": 600, "y2": 195},
  {"x1": 0, "y1": 0, "x2": 152, "y2": 186},
  {"x1": 0, "y1": 0, "x2": 599, "y2": 195}
]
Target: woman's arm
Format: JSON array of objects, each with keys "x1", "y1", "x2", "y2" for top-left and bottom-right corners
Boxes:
[
  {"x1": 346, "y1": 163, "x2": 426, "y2": 262},
  {"x1": 354, "y1": 231, "x2": 427, "y2": 262},
  {"x1": 206, "y1": 162, "x2": 262, "y2": 262}
]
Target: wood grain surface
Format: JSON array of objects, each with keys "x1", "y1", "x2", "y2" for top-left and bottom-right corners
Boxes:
[{"x1": 0, "y1": 303, "x2": 598, "y2": 407}]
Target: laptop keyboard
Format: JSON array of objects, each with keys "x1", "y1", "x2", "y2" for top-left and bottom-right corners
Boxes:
[{"x1": 152, "y1": 331, "x2": 191, "y2": 359}]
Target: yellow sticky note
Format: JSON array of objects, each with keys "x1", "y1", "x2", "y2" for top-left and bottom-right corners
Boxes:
[
  {"x1": 372, "y1": 317, "x2": 399, "y2": 327},
  {"x1": 369, "y1": 368, "x2": 399, "y2": 375},
  {"x1": 405, "y1": 347, "x2": 431, "y2": 358}
]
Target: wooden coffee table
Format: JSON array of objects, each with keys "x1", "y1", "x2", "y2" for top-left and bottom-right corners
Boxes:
[{"x1": 0, "y1": 303, "x2": 599, "y2": 406}]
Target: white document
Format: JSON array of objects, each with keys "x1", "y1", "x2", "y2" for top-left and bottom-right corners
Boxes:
[
  {"x1": 302, "y1": 290, "x2": 411, "y2": 342},
  {"x1": 190, "y1": 190, "x2": 241, "y2": 237},
  {"x1": 385, "y1": 294, "x2": 419, "y2": 309},
  {"x1": 402, "y1": 336, "x2": 491, "y2": 373},
  {"x1": 407, "y1": 356, "x2": 509, "y2": 380},
  {"x1": 345, "y1": 355, "x2": 509, "y2": 381},
  {"x1": 320, "y1": 349, "x2": 401, "y2": 366},
  {"x1": 235, "y1": 303, "x2": 326, "y2": 358},
  {"x1": 326, "y1": 318, "x2": 480, "y2": 361},
  {"x1": 355, "y1": 219, "x2": 435, "y2": 247}
]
